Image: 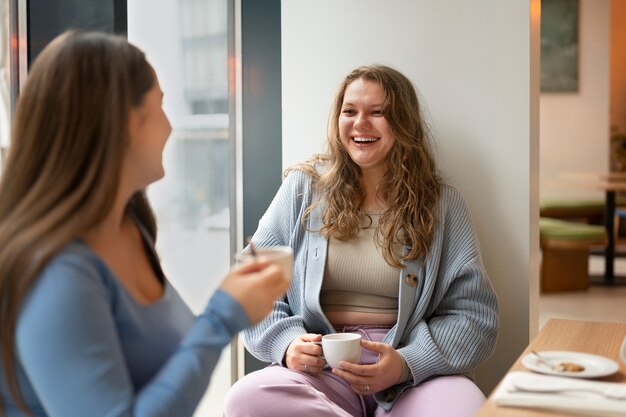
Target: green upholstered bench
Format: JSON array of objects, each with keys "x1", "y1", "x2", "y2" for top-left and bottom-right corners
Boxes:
[
  {"x1": 540, "y1": 199, "x2": 604, "y2": 225},
  {"x1": 540, "y1": 218, "x2": 606, "y2": 292}
]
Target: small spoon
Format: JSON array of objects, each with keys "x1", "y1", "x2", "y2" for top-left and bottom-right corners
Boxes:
[
  {"x1": 247, "y1": 237, "x2": 258, "y2": 257},
  {"x1": 530, "y1": 350, "x2": 563, "y2": 372}
]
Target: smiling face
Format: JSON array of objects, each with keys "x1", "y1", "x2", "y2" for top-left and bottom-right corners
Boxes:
[{"x1": 339, "y1": 78, "x2": 395, "y2": 177}]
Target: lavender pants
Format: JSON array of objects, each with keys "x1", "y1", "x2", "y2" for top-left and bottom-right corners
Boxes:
[{"x1": 223, "y1": 326, "x2": 485, "y2": 417}]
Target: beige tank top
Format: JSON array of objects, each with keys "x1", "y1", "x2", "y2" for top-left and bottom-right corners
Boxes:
[{"x1": 320, "y1": 213, "x2": 400, "y2": 314}]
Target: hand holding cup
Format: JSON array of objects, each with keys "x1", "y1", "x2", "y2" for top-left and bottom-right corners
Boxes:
[
  {"x1": 219, "y1": 256, "x2": 290, "y2": 326},
  {"x1": 316, "y1": 333, "x2": 362, "y2": 369},
  {"x1": 285, "y1": 334, "x2": 326, "y2": 376},
  {"x1": 237, "y1": 245, "x2": 293, "y2": 283}
]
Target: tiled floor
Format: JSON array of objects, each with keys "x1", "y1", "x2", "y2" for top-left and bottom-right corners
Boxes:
[{"x1": 539, "y1": 255, "x2": 626, "y2": 328}]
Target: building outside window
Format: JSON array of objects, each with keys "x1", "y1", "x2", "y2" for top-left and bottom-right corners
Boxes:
[
  {"x1": 0, "y1": 0, "x2": 10, "y2": 172},
  {"x1": 129, "y1": 1, "x2": 233, "y2": 415}
]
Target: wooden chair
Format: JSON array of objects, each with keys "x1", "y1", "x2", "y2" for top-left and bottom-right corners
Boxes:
[
  {"x1": 540, "y1": 218, "x2": 606, "y2": 292},
  {"x1": 539, "y1": 199, "x2": 604, "y2": 225}
]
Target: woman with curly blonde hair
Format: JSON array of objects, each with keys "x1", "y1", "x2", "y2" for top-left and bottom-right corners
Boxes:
[{"x1": 225, "y1": 65, "x2": 499, "y2": 417}]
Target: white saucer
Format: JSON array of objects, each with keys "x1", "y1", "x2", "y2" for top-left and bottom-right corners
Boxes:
[{"x1": 521, "y1": 351, "x2": 619, "y2": 379}]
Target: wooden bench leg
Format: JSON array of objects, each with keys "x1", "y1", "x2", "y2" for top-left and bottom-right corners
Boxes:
[{"x1": 541, "y1": 247, "x2": 590, "y2": 292}]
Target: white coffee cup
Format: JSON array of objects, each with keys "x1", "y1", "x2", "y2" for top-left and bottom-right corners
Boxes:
[
  {"x1": 237, "y1": 245, "x2": 293, "y2": 283},
  {"x1": 620, "y1": 335, "x2": 626, "y2": 365},
  {"x1": 317, "y1": 333, "x2": 362, "y2": 369}
]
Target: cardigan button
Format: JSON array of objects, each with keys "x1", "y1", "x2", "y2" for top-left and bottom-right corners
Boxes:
[{"x1": 405, "y1": 273, "x2": 418, "y2": 286}]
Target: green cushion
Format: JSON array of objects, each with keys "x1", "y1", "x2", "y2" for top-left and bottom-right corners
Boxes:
[
  {"x1": 540, "y1": 199, "x2": 604, "y2": 210},
  {"x1": 540, "y1": 218, "x2": 605, "y2": 240}
]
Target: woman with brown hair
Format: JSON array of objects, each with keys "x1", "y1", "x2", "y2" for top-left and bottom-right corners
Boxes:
[
  {"x1": 225, "y1": 65, "x2": 499, "y2": 417},
  {"x1": 0, "y1": 30, "x2": 289, "y2": 417}
]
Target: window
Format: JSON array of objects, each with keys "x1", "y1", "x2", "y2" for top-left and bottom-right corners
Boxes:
[
  {"x1": 0, "y1": 0, "x2": 10, "y2": 171},
  {"x1": 128, "y1": 1, "x2": 233, "y2": 415}
]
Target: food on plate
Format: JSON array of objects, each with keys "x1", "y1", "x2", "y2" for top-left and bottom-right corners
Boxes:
[{"x1": 556, "y1": 362, "x2": 585, "y2": 372}]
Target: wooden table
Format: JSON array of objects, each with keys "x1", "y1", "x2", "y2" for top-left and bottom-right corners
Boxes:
[
  {"x1": 475, "y1": 318, "x2": 626, "y2": 417},
  {"x1": 555, "y1": 172, "x2": 626, "y2": 285}
]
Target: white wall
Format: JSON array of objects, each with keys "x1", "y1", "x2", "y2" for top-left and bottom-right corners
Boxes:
[
  {"x1": 281, "y1": 0, "x2": 540, "y2": 394},
  {"x1": 540, "y1": 0, "x2": 611, "y2": 201}
]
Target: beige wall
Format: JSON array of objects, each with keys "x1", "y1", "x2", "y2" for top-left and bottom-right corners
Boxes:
[
  {"x1": 540, "y1": 0, "x2": 611, "y2": 201},
  {"x1": 611, "y1": 0, "x2": 626, "y2": 135},
  {"x1": 281, "y1": 0, "x2": 540, "y2": 394}
]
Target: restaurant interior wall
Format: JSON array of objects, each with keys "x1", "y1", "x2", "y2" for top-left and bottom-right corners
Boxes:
[
  {"x1": 540, "y1": 0, "x2": 610, "y2": 201},
  {"x1": 610, "y1": 0, "x2": 626, "y2": 136},
  {"x1": 281, "y1": 0, "x2": 539, "y2": 394}
]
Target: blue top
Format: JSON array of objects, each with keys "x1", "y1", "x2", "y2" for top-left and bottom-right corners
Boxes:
[{"x1": 1, "y1": 238, "x2": 249, "y2": 417}]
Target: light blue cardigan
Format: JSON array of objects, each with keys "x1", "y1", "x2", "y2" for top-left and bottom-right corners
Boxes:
[{"x1": 244, "y1": 169, "x2": 499, "y2": 410}]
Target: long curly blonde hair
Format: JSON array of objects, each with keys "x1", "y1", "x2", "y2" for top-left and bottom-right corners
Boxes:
[{"x1": 292, "y1": 65, "x2": 443, "y2": 267}]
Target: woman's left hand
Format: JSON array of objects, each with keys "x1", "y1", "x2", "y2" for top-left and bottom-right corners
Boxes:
[{"x1": 331, "y1": 339, "x2": 404, "y2": 395}]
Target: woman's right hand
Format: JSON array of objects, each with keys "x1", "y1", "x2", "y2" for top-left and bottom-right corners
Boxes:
[
  {"x1": 219, "y1": 259, "x2": 289, "y2": 326},
  {"x1": 284, "y1": 334, "x2": 326, "y2": 375}
]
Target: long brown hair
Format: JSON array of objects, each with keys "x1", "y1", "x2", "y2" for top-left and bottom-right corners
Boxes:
[
  {"x1": 0, "y1": 30, "x2": 156, "y2": 415},
  {"x1": 294, "y1": 65, "x2": 443, "y2": 267}
]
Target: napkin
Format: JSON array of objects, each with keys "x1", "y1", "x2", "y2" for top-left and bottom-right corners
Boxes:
[{"x1": 493, "y1": 371, "x2": 626, "y2": 417}]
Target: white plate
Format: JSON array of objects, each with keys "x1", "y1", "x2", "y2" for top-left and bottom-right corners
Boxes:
[{"x1": 521, "y1": 351, "x2": 619, "y2": 379}]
